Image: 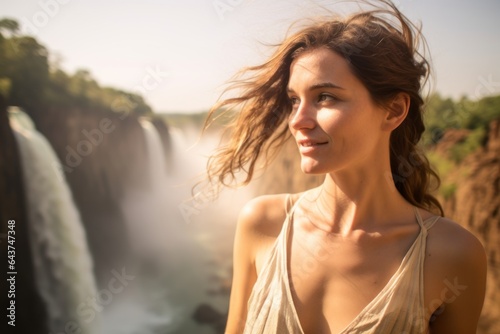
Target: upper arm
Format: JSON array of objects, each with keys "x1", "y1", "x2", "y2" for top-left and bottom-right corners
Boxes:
[
  {"x1": 428, "y1": 220, "x2": 487, "y2": 334},
  {"x1": 225, "y1": 201, "x2": 259, "y2": 333},
  {"x1": 225, "y1": 195, "x2": 286, "y2": 334}
]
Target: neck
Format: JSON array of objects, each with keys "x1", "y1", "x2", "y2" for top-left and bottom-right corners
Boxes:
[{"x1": 311, "y1": 165, "x2": 411, "y2": 235}]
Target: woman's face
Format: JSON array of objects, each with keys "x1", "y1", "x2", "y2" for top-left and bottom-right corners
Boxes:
[{"x1": 287, "y1": 47, "x2": 390, "y2": 175}]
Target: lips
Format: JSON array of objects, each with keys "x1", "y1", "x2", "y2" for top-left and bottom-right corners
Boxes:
[
  {"x1": 297, "y1": 139, "x2": 328, "y2": 154},
  {"x1": 297, "y1": 139, "x2": 328, "y2": 147}
]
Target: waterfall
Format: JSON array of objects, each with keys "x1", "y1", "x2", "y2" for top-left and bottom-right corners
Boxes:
[
  {"x1": 8, "y1": 107, "x2": 98, "y2": 333},
  {"x1": 102, "y1": 118, "x2": 181, "y2": 334},
  {"x1": 6, "y1": 108, "x2": 244, "y2": 334},
  {"x1": 139, "y1": 118, "x2": 167, "y2": 187},
  {"x1": 120, "y1": 118, "x2": 172, "y2": 257},
  {"x1": 116, "y1": 117, "x2": 251, "y2": 334},
  {"x1": 119, "y1": 118, "x2": 227, "y2": 334}
]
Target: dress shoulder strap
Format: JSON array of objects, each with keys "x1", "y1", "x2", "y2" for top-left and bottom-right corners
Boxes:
[
  {"x1": 414, "y1": 206, "x2": 441, "y2": 231},
  {"x1": 424, "y1": 216, "x2": 441, "y2": 230},
  {"x1": 284, "y1": 192, "x2": 309, "y2": 218},
  {"x1": 284, "y1": 193, "x2": 293, "y2": 216}
]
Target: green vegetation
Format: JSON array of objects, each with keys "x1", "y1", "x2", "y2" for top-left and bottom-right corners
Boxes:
[
  {"x1": 422, "y1": 92, "x2": 499, "y2": 164},
  {"x1": 449, "y1": 127, "x2": 486, "y2": 163},
  {"x1": 427, "y1": 151, "x2": 459, "y2": 199},
  {"x1": 423, "y1": 93, "x2": 499, "y2": 198},
  {"x1": 427, "y1": 151, "x2": 455, "y2": 176},
  {"x1": 440, "y1": 183, "x2": 457, "y2": 200},
  {"x1": 422, "y1": 93, "x2": 500, "y2": 148},
  {"x1": 0, "y1": 17, "x2": 152, "y2": 116}
]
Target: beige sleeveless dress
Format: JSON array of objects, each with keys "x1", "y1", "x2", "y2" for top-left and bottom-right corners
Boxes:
[{"x1": 243, "y1": 193, "x2": 440, "y2": 334}]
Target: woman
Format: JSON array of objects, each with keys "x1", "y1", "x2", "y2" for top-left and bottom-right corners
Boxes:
[{"x1": 204, "y1": 1, "x2": 487, "y2": 333}]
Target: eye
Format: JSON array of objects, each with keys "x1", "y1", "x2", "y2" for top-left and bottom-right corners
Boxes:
[
  {"x1": 318, "y1": 93, "x2": 336, "y2": 103},
  {"x1": 289, "y1": 96, "x2": 300, "y2": 107}
]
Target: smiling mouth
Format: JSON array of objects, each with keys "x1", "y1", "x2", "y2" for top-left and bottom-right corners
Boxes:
[{"x1": 299, "y1": 141, "x2": 328, "y2": 147}]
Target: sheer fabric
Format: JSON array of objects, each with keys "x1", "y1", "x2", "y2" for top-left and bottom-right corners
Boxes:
[{"x1": 243, "y1": 193, "x2": 439, "y2": 334}]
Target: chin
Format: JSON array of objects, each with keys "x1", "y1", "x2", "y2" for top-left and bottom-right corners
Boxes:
[{"x1": 300, "y1": 161, "x2": 327, "y2": 175}]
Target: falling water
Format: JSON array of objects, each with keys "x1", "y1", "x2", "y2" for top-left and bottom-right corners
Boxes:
[
  {"x1": 111, "y1": 117, "x2": 210, "y2": 334},
  {"x1": 140, "y1": 118, "x2": 167, "y2": 187},
  {"x1": 8, "y1": 107, "x2": 248, "y2": 334},
  {"x1": 118, "y1": 119, "x2": 239, "y2": 334},
  {"x1": 8, "y1": 107, "x2": 98, "y2": 334},
  {"x1": 121, "y1": 118, "x2": 172, "y2": 257}
]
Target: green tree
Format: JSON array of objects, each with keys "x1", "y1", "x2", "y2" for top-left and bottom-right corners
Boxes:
[
  {"x1": 0, "y1": 34, "x2": 49, "y2": 111},
  {"x1": 463, "y1": 95, "x2": 500, "y2": 129},
  {"x1": 0, "y1": 17, "x2": 154, "y2": 115},
  {"x1": 0, "y1": 18, "x2": 19, "y2": 36}
]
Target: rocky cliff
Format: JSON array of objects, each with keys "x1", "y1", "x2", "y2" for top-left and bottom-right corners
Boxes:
[
  {"x1": 438, "y1": 119, "x2": 500, "y2": 333},
  {"x1": 2, "y1": 103, "x2": 174, "y2": 332}
]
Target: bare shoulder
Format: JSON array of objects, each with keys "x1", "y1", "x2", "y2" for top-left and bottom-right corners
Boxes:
[
  {"x1": 237, "y1": 193, "x2": 300, "y2": 238},
  {"x1": 226, "y1": 193, "x2": 297, "y2": 333},
  {"x1": 236, "y1": 193, "x2": 302, "y2": 268},
  {"x1": 427, "y1": 216, "x2": 487, "y2": 269}
]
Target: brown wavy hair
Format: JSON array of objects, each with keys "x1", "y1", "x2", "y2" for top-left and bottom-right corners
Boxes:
[{"x1": 204, "y1": 0, "x2": 443, "y2": 215}]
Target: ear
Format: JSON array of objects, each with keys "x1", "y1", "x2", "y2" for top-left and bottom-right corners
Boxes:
[{"x1": 382, "y1": 92, "x2": 410, "y2": 132}]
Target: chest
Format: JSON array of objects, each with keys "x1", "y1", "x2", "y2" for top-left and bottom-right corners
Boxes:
[{"x1": 287, "y1": 227, "x2": 418, "y2": 333}]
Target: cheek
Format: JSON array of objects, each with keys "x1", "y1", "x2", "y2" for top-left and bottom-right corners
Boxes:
[
  {"x1": 321, "y1": 102, "x2": 382, "y2": 135},
  {"x1": 319, "y1": 108, "x2": 380, "y2": 154},
  {"x1": 287, "y1": 113, "x2": 295, "y2": 133},
  {"x1": 317, "y1": 110, "x2": 353, "y2": 137}
]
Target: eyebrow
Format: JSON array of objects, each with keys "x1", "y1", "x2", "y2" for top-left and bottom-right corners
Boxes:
[{"x1": 287, "y1": 82, "x2": 345, "y2": 93}]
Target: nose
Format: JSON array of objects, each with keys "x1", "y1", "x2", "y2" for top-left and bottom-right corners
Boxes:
[{"x1": 289, "y1": 101, "x2": 316, "y2": 131}]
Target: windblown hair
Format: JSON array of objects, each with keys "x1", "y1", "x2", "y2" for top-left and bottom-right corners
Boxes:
[{"x1": 205, "y1": 0, "x2": 443, "y2": 215}]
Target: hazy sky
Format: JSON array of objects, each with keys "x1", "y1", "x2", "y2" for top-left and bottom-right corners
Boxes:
[{"x1": 1, "y1": 0, "x2": 499, "y2": 113}]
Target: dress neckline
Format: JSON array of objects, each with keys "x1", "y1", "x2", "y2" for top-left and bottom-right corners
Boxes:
[{"x1": 281, "y1": 193, "x2": 438, "y2": 334}]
